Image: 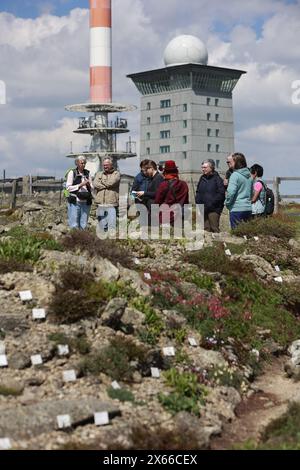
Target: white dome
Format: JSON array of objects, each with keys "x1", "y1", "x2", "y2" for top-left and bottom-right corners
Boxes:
[{"x1": 164, "y1": 35, "x2": 208, "y2": 67}]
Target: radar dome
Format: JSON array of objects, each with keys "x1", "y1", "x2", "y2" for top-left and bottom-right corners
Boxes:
[{"x1": 164, "y1": 35, "x2": 208, "y2": 67}]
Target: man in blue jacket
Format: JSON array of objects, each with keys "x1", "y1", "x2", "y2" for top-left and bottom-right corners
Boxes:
[{"x1": 195, "y1": 159, "x2": 225, "y2": 232}]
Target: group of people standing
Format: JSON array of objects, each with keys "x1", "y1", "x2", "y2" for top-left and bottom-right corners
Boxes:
[{"x1": 66, "y1": 152, "x2": 267, "y2": 233}]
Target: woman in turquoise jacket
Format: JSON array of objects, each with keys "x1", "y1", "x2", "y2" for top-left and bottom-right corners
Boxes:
[{"x1": 225, "y1": 153, "x2": 253, "y2": 229}]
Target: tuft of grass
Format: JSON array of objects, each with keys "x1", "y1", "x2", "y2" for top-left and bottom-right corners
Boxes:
[
  {"x1": 131, "y1": 297, "x2": 164, "y2": 345},
  {"x1": 0, "y1": 385, "x2": 23, "y2": 397},
  {"x1": 232, "y1": 214, "x2": 297, "y2": 240},
  {"x1": 60, "y1": 230, "x2": 134, "y2": 268}
]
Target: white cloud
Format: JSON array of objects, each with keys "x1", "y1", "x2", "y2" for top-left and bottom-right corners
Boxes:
[{"x1": 0, "y1": 0, "x2": 299, "y2": 182}]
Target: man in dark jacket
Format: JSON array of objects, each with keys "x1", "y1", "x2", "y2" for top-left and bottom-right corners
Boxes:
[
  {"x1": 136, "y1": 160, "x2": 164, "y2": 212},
  {"x1": 195, "y1": 159, "x2": 225, "y2": 232},
  {"x1": 132, "y1": 159, "x2": 150, "y2": 194}
]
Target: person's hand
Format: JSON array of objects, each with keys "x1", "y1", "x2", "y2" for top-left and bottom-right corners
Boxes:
[
  {"x1": 80, "y1": 179, "x2": 88, "y2": 188},
  {"x1": 224, "y1": 179, "x2": 228, "y2": 187},
  {"x1": 136, "y1": 191, "x2": 144, "y2": 197}
]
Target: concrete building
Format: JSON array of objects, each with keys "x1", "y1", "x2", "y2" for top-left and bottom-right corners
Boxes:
[{"x1": 128, "y1": 35, "x2": 246, "y2": 194}]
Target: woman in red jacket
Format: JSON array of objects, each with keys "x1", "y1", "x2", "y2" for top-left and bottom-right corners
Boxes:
[{"x1": 155, "y1": 160, "x2": 189, "y2": 226}]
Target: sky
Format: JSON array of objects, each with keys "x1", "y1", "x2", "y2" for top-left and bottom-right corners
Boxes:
[{"x1": 0, "y1": 0, "x2": 299, "y2": 196}]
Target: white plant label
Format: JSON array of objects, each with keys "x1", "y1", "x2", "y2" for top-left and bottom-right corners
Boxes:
[
  {"x1": 225, "y1": 249, "x2": 232, "y2": 256},
  {"x1": 163, "y1": 347, "x2": 175, "y2": 357},
  {"x1": 0, "y1": 438, "x2": 12, "y2": 450},
  {"x1": 0, "y1": 341, "x2": 5, "y2": 355},
  {"x1": 188, "y1": 337, "x2": 198, "y2": 347},
  {"x1": 57, "y1": 415, "x2": 72, "y2": 429},
  {"x1": 243, "y1": 235, "x2": 248, "y2": 240},
  {"x1": 275, "y1": 265, "x2": 281, "y2": 272},
  {"x1": 58, "y1": 345, "x2": 69, "y2": 356},
  {"x1": 94, "y1": 412, "x2": 109, "y2": 426},
  {"x1": 144, "y1": 273, "x2": 151, "y2": 280},
  {"x1": 274, "y1": 276, "x2": 283, "y2": 283},
  {"x1": 151, "y1": 367, "x2": 160, "y2": 378},
  {"x1": 32, "y1": 308, "x2": 46, "y2": 320},
  {"x1": 31, "y1": 355, "x2": 43, "y2": 366},
  {"x1": 134, "y1": 258, "x2": 141, "y2": 265},
  {"x1": 254, "y1": 236, "x2": 259, "y2": 241},
  {"x1": 19, "y1": 290, "x2": 33, "y2": 301},
  {"x1": 111, "y1": 381, "x2": 121, "y2": 390},
  {"x1": 63, "y1": 370, "x2": 77, "y2": 382},
  {"x1": 0, "y1": 355, "x2": 8, "y2": 367}
]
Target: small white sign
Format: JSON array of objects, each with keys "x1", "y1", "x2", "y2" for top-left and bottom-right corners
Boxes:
[
  {"x1": 188, "y1": 337, "x2": 198, "y2": 347},
  {"x1": 223, "y1": 242, "x2": 227, "y2": 248},
  {"x1": 225, "y1": 249, "x2": 232, "y2": 256},
  {"x1": 275, "y1": 265, "x2": 281, "y2": 272},
  {"x1": 254, "y1": 236, "x2": 259, "y2": 241},
  {"x1": 0, "y1": 438, "x2": 12, "y2": 450},
  {"x1": 151, "y1": 367, "x2": 160, "y2": 378},
  {"x1": 211, "y1": 233, "x2": 216, "y2": 239},
  {"x1": 134, "y1": 258, "x2": 141, "y2": 265},
  {"x1": 57, "y1": 345, "x2": 69, "y2": 356},
  {"x1": 19, "y1": 290, "x2": 33, "y2": 301},
  {"x1": 274, "y1": 276, "x2": 283, "y2": 283},
  {"x1": 63, "y1": 370, "x2": 77, "y2": 382},
  {"x1": 31, "y1": 354, "x2": 43, "y2": 366},
  {"x1": 32, "y1": 308, "x2": 46, "y2": 320},
  {"x1": 0, "y1": 355, "x2": 8, "y2": 367},
  {"x1": 94, "y1": 411, "x2": 109, "y2": 426},
  {"x1": 111, "y1": 381, "x2": 121, "y2": 390},
  {"x1": 0, "y1": 341, "x2": 5, "y2": 355},
  {"x1": 243, "y1": 235, "x2": 248, "y2": 240},
  {"x1": 57, "y1": 414, "x2": 72, "y2": 429},
  {"x1": 144, "y1": 273, "x2": 151, "y2": 280},
  {"x1": 163, "y1": 347, "x2": 175, "y2": 357}
]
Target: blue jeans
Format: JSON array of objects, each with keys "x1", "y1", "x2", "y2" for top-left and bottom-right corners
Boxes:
[
  {"x1": 97, "y1": 206, "x2": 117, "y2": 233},
  {"x1": 230, "y1": 211, "x2": 252, "y2": 229},
  {"x1": 68, "y1": 202, "x2": 91, "y2": 230}
]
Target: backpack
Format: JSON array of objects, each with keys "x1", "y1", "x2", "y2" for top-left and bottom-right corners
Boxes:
[
  {"x1": 63, "y1": 168, "x2": 75, "y2": 199},
  {"x1": 258, "y1": 180, "x2": 275, "y2": 216}
]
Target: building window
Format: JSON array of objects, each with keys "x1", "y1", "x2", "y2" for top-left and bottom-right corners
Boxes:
[
  {"x1": 160, "y1": 99, "x2": 171, "y2": 108},
  {"x1": 216, "y1": 144, "x2": 220, "y2": 152},
  {"x1": 146, "y1": 147, "x2": 150, "y2": 155},
  {"x1": 160, "y1": 130, "x2": 170, "y2": 139},
  {"x1": 216, "y1": 159, "x2": 220, "y2": 168},
  {"x1": 183, "y1": 151, "x2": 187, "y2": 159},
  {"x1": 183, "y1": 120, "x2": 187, "y2": 128},
  {"x1": 207, "y1": 144, "x2": 211, "y2": 152},
  {"x1": 146, "y1": 102, "x2": 151, "y2": 110},
  {"x1": 207, "y1": 97, "x2": 211, "y2": 106},
  {"x1": 183, "y1": 103, "x2": 187, "y2": 112},
  {"x1": 207, "y1": 129, "x2": 211, "y2": 137},
  {"x1": 146, "y1": 132, "x2": 150, "y2": 140},
  {"x1": 147, "y1": 117, "x2": 151, "y2": 124},
  {"x1": 160, "y1": 114, "x2": 171, "y2": 123},
  {"x1": 216, "y1": 129, "x2": 220, "y2": 137},
  {"x1": 182, "y1": 136, "x2": 187, "y2": 144},
  {"x1": 207, "y1": 113, "x2": 211, "y2": 121},
  {"x1": 160, "y1": 145, "x2": 170, "y2": 154},
  {"x1": 215, "y1": 114, "x2": 219, "y2": 122},
  {"x1": 215, "y1": 98, "x2": 219, "y2": 106}
]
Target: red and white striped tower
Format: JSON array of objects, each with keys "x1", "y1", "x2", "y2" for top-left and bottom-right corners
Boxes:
[{"x1": 90, "y1": 0, "x2": 112, "y2": 103}]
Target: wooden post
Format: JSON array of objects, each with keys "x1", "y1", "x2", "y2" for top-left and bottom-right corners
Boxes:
[
  {"x1": 22, "y1": 175, "x2": 30, "y2": 196},
  {"x1": 273, "y1": 176, "x2": 280, "y2": 214},
  {"x1": 10, "y1": 179, "x2": 18, "y2": 209}
]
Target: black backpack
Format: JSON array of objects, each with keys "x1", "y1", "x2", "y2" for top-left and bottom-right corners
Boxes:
[{"x1": 258, "y1": 180, "x2": 275, "y2": 216}]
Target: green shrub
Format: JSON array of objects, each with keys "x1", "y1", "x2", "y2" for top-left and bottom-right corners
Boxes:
[
  {"x1": 180, "y1": 269, "x2": 215, "y2": 292},
  {"x1": 79, "y1": 336, "x2": 147, "y2": 382},
  {"x1": 232, "y1": 214, "x2": 297, "y2": 240},
  {"x1": 131, "y1": 297, "x2": 165, "y2": 345},
  {"x1": 107, "y1": 387, "x2": 135, "y2": 402},
  {"x1": 207, "y1": 365, "x2": 244, "y2": 390},
  {"x1": 48, "y1": 332, "x2": 91, "y2": 355},
  {"x1": 158, "y1": 368, "x2": 207, "y2": 416},
  {"x1": 0, "y1": 385, "x2": 23, "y2": 396}
]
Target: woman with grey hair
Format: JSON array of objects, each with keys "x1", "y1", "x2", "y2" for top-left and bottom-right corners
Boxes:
[
  {"x1": 66, "y1": 156, "x2": 93, "y2": 229},
  {"x1": 195, "y1": 159, "x2": 225, "y2": 232}
]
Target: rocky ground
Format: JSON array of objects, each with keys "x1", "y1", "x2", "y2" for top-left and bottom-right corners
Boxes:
[{"x1": 0, "y1": 197, "x2": 300, "y2": 450}]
